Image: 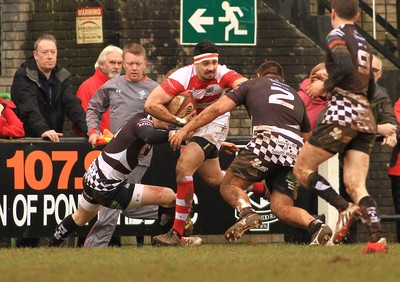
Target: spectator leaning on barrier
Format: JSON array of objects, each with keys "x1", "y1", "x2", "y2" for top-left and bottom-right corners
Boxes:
[
  {"x1": 298, "y1": 63, "x2": 329, "y2": 131},
  {"x1": 75, "y1": 45, "x2": 124, "y2": 247},
  {"x1": 10, "y1": 33, "x2": 88, "y2": 248},
  {"x1": 83, "y1": 43, "x2": 161, "y2": 248},
  {"x1": 370, "y1": 54, "x2": 397, "y2": 147},
  {"x1": 76, "y1": 45, "x2": 123, "y2": 134},
  {"x1": 0, "y1": 98, "x2": 25, "y2": 138},
  {"x1": 11, "y1": 34, "x2": 88, "y2": 143}
]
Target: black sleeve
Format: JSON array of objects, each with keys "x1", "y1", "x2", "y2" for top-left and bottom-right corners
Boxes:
[
  {"x1": 137, "y1": 126, "x2": 170, "y2": 144},
  {"x1": 324, "y1": 51, "x2": 353, "y2": 91}
]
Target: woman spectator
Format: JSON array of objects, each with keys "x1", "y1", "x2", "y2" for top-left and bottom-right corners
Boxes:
[{"x1": 0, "y1": 98, "x2": 25, "y2": 138}]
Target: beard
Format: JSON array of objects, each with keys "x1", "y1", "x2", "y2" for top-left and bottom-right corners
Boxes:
[{"x1": 107, "y1": 71, "x2": 120, "y2": 79}]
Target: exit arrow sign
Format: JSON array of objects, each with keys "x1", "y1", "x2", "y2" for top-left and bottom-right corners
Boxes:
[
  {"x1": 189, "y1": 9, "x2": 214, "y2": 33},
  {"x1": 181, "y1": 0, "x2": 257, "y2": 45}
]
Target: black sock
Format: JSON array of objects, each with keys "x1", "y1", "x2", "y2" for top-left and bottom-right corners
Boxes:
[
  {"x1": 48, "y1": 214, "x2": 80, "y2": 247},
  {"x1": 308, "y1": 219, "x2": 323, "y2": 235},
  {"x1": 307, "y1": 172, "x2": 348, "y2": 211},
  {"x1": 158, "y1": 206, "x2": 175, "y2": 233},
  {"x1": 359, "y1": 196, "x2": 383, "y2": 242}
]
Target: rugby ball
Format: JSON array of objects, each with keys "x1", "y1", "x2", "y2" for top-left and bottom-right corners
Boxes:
[{"x1": 167, "y1": 91, "x2": 196, "y2": 118}]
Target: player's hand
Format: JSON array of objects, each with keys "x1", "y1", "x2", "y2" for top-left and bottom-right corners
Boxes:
[
  {"x1": 41, "y1": 129, "x2": 63, "y2": 142},
  {"x1": 185, "y1": 111, "x2": 197, "y2": 121},
  {"x1": 169, "y1": 129, "x2": 189, "y2": 151},
  {"x1": 382, "y1": 132, "x2": 397, "y2": 148},
  {"x1": 306, "y1": 79, "x2": 325, "y2": 99},
  {"x1": 377, "y1": 123, "x2": 396, "y2": 138},
  {"x1": 88, "y1": 133, "x2": 99, "y2": 145},
  {"x1": 219, "y1": 141, "x2": 239, "y2": 154}
]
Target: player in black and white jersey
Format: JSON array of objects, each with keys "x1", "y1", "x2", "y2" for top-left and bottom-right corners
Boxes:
[
  {"x1": 48, "y1": 112, "x2": 201, "y2": 246},
  {"x1": 293, "y1": 0, "x2": 387, "y2": 254},
  {"x1": 170, "y1": 61, "x2": 333, "y2": 245}
]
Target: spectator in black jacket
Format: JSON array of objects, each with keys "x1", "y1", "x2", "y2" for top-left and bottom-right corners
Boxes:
[{"x1": 11, "y1": 34, "x2": 87, "y2": 142}]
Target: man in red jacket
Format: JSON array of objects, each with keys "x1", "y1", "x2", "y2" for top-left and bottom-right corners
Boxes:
[{"x1": 76, "y1": 45, "x2": 123, "y2": 133}]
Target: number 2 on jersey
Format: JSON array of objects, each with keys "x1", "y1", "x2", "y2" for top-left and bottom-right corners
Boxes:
[{"x1": 269, "y1": 85, "x2": 295, "y2": 110}]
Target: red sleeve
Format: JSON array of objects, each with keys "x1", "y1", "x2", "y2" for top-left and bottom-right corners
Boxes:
[
  {"x1": 160, "y1": 78, "x2": 185, "y2": 97},
  {"x1": 394, "y1": 99, "x2": 400, "y2": 123},
  {"x1": 219, "y1": 70, "x2": 244, "y2": 88},
  {"x1": 0, "y1": 107, "x2": 25, "y2": 138},
  {"x1": 76, "y1": 84, "x2": 90, "y2": 112}
]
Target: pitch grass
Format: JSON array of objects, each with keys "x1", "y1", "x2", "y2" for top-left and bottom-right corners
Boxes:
[{"x1": 0, "y1": 243, "x2": 399, "y2": 282}]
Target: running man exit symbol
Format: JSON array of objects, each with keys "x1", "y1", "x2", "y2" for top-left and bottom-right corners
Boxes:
[{"x1": 181, "y1": 0, "x2": 256, "y2": 46}]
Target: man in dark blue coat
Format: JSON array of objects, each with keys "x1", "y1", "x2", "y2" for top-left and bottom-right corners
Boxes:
[{"x1": 11, "y1": 34, "x2": 87, "y2": 142}]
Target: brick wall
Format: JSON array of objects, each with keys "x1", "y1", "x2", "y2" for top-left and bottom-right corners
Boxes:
[
  {"x1": 0, "y1": 0, "x2": 325, "y2": 136},
  {"x1": 0, "y1": 0, "x2": 397, "y2": 241}
]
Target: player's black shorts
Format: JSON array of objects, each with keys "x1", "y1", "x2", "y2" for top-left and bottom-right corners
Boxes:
[
  {"x1": 308, "y1": 123, "x2": 375, "y2": 155},
  {"x1": 82, "y1": 180, "x2": 134, "y2": 210},
  {"x1": 191, "y1": 136, "x2": 219, "y2": 159},
  {"x1": 228, "y1": 149, "x2": 298, "y2": 200}
]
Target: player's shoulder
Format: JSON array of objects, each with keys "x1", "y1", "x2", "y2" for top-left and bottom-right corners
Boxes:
[
  {"x1": 328, "y1": 27, "x2": 345, "y2": 38},
  {"x1": 100, "y1": 75, "x2": 124, "y2": 89},
  {"x1": 143, "y1": 75, "x2": 160, "y2": 87}
]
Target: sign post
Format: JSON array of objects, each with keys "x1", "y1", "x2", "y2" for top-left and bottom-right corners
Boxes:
[{"x1": 181, "y1": 0, "x2": 257, "y2": 45}]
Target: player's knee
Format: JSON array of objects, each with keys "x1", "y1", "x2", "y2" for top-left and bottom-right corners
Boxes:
[
  {"x1": 293, "y1": 166, "x2": 308, "y2": 187},
  {"x1": 159, "y1": 188, "x2": 176, "y2": 208},
  {"x1": 203, "y1": 176, "x2": 222, "y2": 188},
  {"x1": 292, "y1": 165, "x2": 302, "y2": 182}
]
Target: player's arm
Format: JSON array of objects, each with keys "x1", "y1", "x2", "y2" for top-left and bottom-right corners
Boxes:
[
  {"x1": 169, "y1": 95, "x2": 237, "y2": 150},
  {"x1": 323, "y1": 48, "x2": 353, "y2": 91},
  {"x1": 307, "y1": 38, "x2": 353, "y2": 99},
  {"x1": 137, "y1": 124, "x2": 171, "y2": 145},
  {"x1": 87, "y1": 88, "x2": 110, "y2": 144},
  {"x1": 144, "y1": 85, "x2": 184, "y2": 126},
  {"x1": 232, "y1": 77, "x2": 248, "y2": 89}
]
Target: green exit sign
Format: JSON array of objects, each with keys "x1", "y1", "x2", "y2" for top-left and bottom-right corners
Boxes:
[{"x1": 181, "y1": 0, "x2": 257, "y2": 45}]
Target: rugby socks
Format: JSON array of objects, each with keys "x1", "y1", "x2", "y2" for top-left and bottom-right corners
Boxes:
[
  {"x1": 359, "y1": 196, "x2": 383, "y2": 242},
  {"x1": 307, "y1": 172, "x2": 349, "y2": 211},
  {"x1": 48, "y1": 214, "x2": 80, "y2": 247},
  {"x1": 224, "y1": 170, "x2": 268, "y2": 199},
  {"x1": 172, "y1": 176, "x2": 194, "y2": 238},
  {"x1": 247, "y1": 182, "x2": 267, "y2": 196},
  {"x1": 158, "y1": 206, "x2": 175, "y2": 233}
]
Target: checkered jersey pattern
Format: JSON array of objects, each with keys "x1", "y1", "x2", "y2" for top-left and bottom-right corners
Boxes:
[
  {"x1": 246, "y1": 131, "x2": 299, "y2": 167},
  {"x1": 323, "y1": 92, "x2": 376, "y2": 133},
  {"x1": 83, "y1": 159, "x2": 121, "y2": 192}
]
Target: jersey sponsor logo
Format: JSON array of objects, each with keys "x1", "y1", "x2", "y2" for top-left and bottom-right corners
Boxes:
[
  {"x1": 137, "y1": 118, "x2": 153, "y2": 127},
  {"x1": 250, "y1": 158, "x2": 268, "y2": 172}
]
